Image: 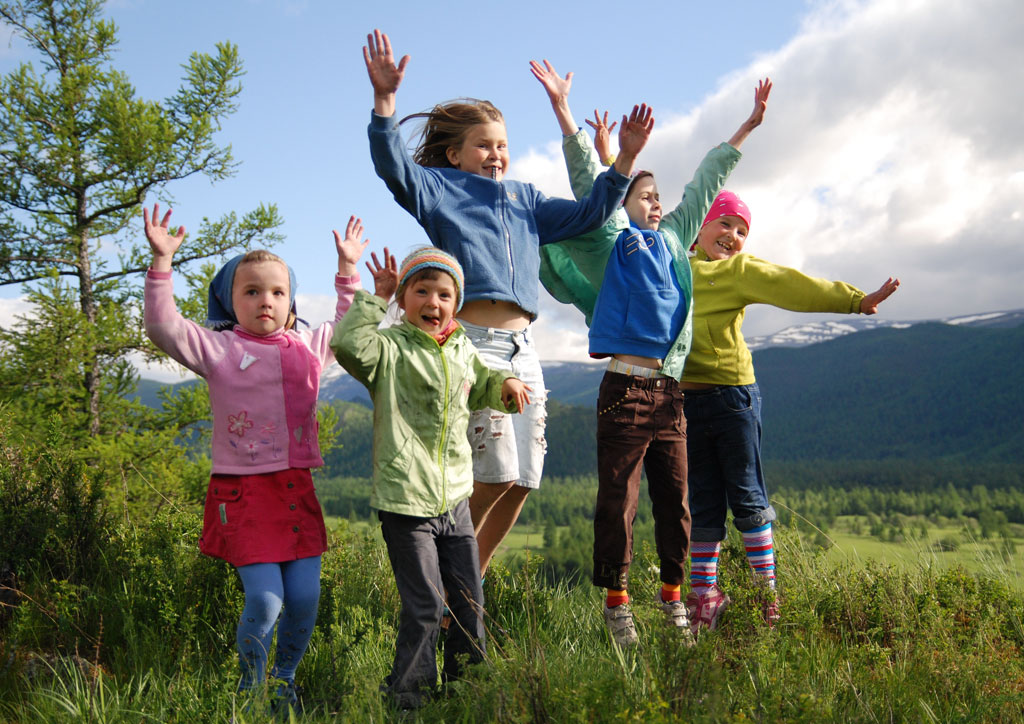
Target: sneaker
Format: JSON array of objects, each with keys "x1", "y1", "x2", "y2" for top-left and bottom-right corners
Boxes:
[
  {"x1": 269, "y1": 679, "x2": 301, "y2": 718},
  {"x1": 603, "y1": 603, "x2": 639, "y2": 648},
  {"x1": 658, "y1": 598, "x2": 696, "y2": 646},
  {"x1": 762, "y1": 589, "x2": 780, "y2": 628},
  {"x1": 685, "y1": 585, "x2": 731, "y2": 634}
]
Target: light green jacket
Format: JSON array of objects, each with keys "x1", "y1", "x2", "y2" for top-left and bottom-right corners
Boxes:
[
  {"x1": 331, "y1": 291, "x2": 513, "y2": 517},
  {"x1": 684, "y1": 247, "x2": 867, "y2": 386},
  {"x1": 538, "y1": 130, "x2": 741, "y2": 380}
]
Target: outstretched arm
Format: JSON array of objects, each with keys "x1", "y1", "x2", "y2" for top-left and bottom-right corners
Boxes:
[
  {"x1": 584, "y1": 110, "x2": 618, "y2": 167},
  {"x1": 859, "y1": 277, "x2": 901, "y2": 315},
  {"x1": 613, "y1": 104, "x2": 654, "y2": 177},
  {"x1": 144, "y1": 203, "x2": 185, "y2": 273},
  {"x1": 334, "y1": 215, "x2": 370, "y2": 276},
  {"x1": 530, "y1": 59, "x2": 577, "y2": 136},
  {"x1": 727, "y1": 77, "x2": 772, "y2": 150},
  {"x1": 363, "y1": 28, "x2": 408, "y2": 118}
]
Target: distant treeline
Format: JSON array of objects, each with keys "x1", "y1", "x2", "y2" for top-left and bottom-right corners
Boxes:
[{"x1": 316, "y1": 471, "x2": 1024, "y2": 583}]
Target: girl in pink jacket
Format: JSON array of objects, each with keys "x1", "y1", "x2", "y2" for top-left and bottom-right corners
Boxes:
[{"x1": 143, "y1": 204, "x2": 366, "y2": 712}]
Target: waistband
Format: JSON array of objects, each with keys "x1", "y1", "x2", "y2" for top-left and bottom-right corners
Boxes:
[
  {"x1": 604, "y1": 370, "x2": 678, "y2": 391},
  {"x1": 607, "y1": 357, "x2": 666, "y2": 378},
  {"x1": 459, "y1": 319, "x2": 533, "y2": 344}
]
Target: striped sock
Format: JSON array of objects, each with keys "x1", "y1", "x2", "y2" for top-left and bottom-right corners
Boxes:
[
  {"x1": 606, "y1": 588, "x2": 629, "y2": 608},
  {"x1": 742, "y1": 523, "x2": 776, "y2": 588},
  {"x1": 689, "y1": 541, "x2": 721, "y2": 595},
  {"x1": 660, "y1": 583, "x2": 681, "y2": 603}
]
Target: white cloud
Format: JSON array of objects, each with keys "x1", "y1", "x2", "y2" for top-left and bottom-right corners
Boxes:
[
  {"x1": 519, "y1": 0, "x2": 1024, "y2": 343},
  {"x1": 0, "y1": 295, "x2": 29, "y2": 329}
]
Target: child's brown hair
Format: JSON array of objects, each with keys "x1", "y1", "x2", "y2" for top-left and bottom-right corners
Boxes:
[{"x1": 402, "y1": 99, "x2": 504, "y2": 168}]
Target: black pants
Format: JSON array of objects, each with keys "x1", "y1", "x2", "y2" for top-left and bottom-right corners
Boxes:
[{"x1": 378, "y1": 499, "x2": 485, "y2": 708}]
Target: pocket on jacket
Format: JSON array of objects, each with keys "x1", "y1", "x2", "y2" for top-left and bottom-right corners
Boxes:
[{"x1": 621, "y1": 290, "x2": 678, "y2": 346}]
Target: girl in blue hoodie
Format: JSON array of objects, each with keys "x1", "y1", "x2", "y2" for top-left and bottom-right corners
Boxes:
[{"x1": 362, "y1": 29, "x2": 653, "y2": 576}]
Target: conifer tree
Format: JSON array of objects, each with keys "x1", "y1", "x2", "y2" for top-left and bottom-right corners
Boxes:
[{"x1": 0, "y1": 0, "x2": 282, "y2": 507}]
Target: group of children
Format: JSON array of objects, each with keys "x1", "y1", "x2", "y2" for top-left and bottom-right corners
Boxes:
[{"x1": 142, "y1": 28, "x2": 900, "y2": 713}]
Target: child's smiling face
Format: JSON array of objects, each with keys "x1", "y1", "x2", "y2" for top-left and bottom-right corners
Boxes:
[
  {"x1": 695, "y1": 214, "x2": 749, "y2": 260},
  {"x1": 445, "y1": 121, "x2": 509, "y2": 181},
  {"x1": 230, "y1": 260, "x2": 291, "y2": 335},
  {"x1": 399, "y1": 271, "x2": 458, "y2": 335},
  {"x1": 624, "y1": 175, "x2": 662, "y2": 231}
]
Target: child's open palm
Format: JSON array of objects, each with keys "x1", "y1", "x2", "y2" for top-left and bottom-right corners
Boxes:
[
  {"x1": 334, "y1": 216, "x2": 370, "y2": 275},
  {"x1": 363, "y1": 29, "x2": 408, "y2": 98},
  {"x1": 367, "y1": 247, "x2": 399, "y2": 301},
  {"x1": 617, "y1": 104, "x2": 654, "y2": 159},
  {"x1": 143, "y1": 203, "x2": 184, "y2": 261},
  {"x1": 585, "y1": 110, "x2": 618, "y2": 165},
  {"x1": 529, "y1": 59, "x2": 573, "y2": 105}
]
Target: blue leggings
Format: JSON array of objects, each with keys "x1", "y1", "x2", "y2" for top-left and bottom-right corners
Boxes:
[{"x1": 235, "y1": 556, "x2": 321, "y2": 688}]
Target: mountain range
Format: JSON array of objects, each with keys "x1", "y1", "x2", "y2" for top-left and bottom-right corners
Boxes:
[
  {"x1": 312, "y1": 308, "x2": 1024, "y2": 410},
  {"x1": 135, "y1": 309, "x2": 1024, "y2": 470}
]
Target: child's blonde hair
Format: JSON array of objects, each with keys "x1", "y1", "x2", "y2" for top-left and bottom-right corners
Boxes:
[{"x1": 402, "y1": 99, "x2": 505, "y2": 168}]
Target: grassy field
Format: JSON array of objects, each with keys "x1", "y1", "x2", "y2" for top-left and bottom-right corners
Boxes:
[
  {"x1": 328, "y1": 514, "x2": 1024, "y2": 591},
  {"x1": 7, "y1": 514, "x2": 1024, "y2": 723}
]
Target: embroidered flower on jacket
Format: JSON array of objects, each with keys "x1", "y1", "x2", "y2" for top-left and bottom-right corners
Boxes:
[
  {"x1": 228, "y1": 411, "x2": 254, "y2": 437},
  {"x1": 244, "y1": 439, "x2": 260, "y2": 460}
]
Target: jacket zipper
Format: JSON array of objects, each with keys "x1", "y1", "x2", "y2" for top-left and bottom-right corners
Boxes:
[
  {"x1": 435, "y1": 338, "x2": 451, "y2": 518},
  {"x1": 498, "y1": 182, "x2": 515, "y2": 305}
]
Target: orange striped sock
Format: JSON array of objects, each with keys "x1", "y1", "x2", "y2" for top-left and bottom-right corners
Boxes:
[
  {"x1": 661, "y1": 583, "x2": 682, "y2": 603},
  {"x1": 606, "y1": 588, "x2": 629, "y2": 608}
]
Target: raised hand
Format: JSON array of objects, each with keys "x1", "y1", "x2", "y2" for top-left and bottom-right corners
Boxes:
[
  {"x1": 728, "y1": 77, "x2": 773, "y2": 149},
  {"x1": 530, "y1": 59, "x2": 573, "y2": 105},
  {"x1": 501, "y1": 378, "x2": 532, "y2": 413},
  {"x1": 363, "y1": 29, "x2": 408, "y2": 116},
  {"x1": 860, "y1": 277, "x2": 901, "y2": 315},
  {"x1": 334, "y1": 216, "x2": 371, "y2": 276},
  {"x1": 747, "y1": 77, "x2": 773, "y2": 129},
  {"x1": 367, "y1": 247, "x2": 399, "y2": 301},
  {"x1": 584, "y1": 109, "x2": 618, "y2": 166},
  {"x1": 530, "y1": 59, "x2": 577, "y2": 135},
  {"x1": 143, "y1": 203, "x2": 184, "y2": 272},
  {"x1": 613, "y1": 103, "x2": 654, "y2": 177}
]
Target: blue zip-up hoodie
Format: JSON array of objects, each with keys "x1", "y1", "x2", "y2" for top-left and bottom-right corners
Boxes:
[
  {"x1": 368, "y1": 112, "x2": 632, "y2": 319},
  {"x1": 588, "y1": 226, "x2": 685, "y2": 360}
]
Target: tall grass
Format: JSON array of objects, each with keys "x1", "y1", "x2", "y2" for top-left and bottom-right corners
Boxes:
[{"x1": 3, "y1": 516, "x2": 1023, "y2": 722}]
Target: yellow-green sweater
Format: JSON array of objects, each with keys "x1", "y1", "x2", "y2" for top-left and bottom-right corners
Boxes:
[{"x1": 684, "y1": 247, "x2": 867, "y2": 386}]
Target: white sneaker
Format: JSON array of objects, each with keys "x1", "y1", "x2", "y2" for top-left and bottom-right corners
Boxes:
[{"x1": 603, "y1": 603, "x2": 639, "y2": 648}]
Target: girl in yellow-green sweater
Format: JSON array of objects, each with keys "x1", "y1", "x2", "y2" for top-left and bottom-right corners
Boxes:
[{"x1": 682, "y1": 191, "x2": 900, "y2": 633}]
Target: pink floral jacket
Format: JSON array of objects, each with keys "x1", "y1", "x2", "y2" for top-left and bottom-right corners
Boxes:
[{"x1": 144, "y1": 270, "x2": 359, "y2": 475}]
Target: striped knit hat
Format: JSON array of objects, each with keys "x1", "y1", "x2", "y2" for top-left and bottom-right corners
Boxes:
[{"x1": 396, "y1": 247, "x2": 465, "y2": 311}]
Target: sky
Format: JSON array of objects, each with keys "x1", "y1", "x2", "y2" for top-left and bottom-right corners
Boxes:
[{"x1": 2, "y1": 0, "x2": 1023, "y2": 382}]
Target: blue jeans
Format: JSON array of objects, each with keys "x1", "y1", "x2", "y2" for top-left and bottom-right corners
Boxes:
[{"x1": 684, "y1": 383, "x2": 776, "y2": 542}]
